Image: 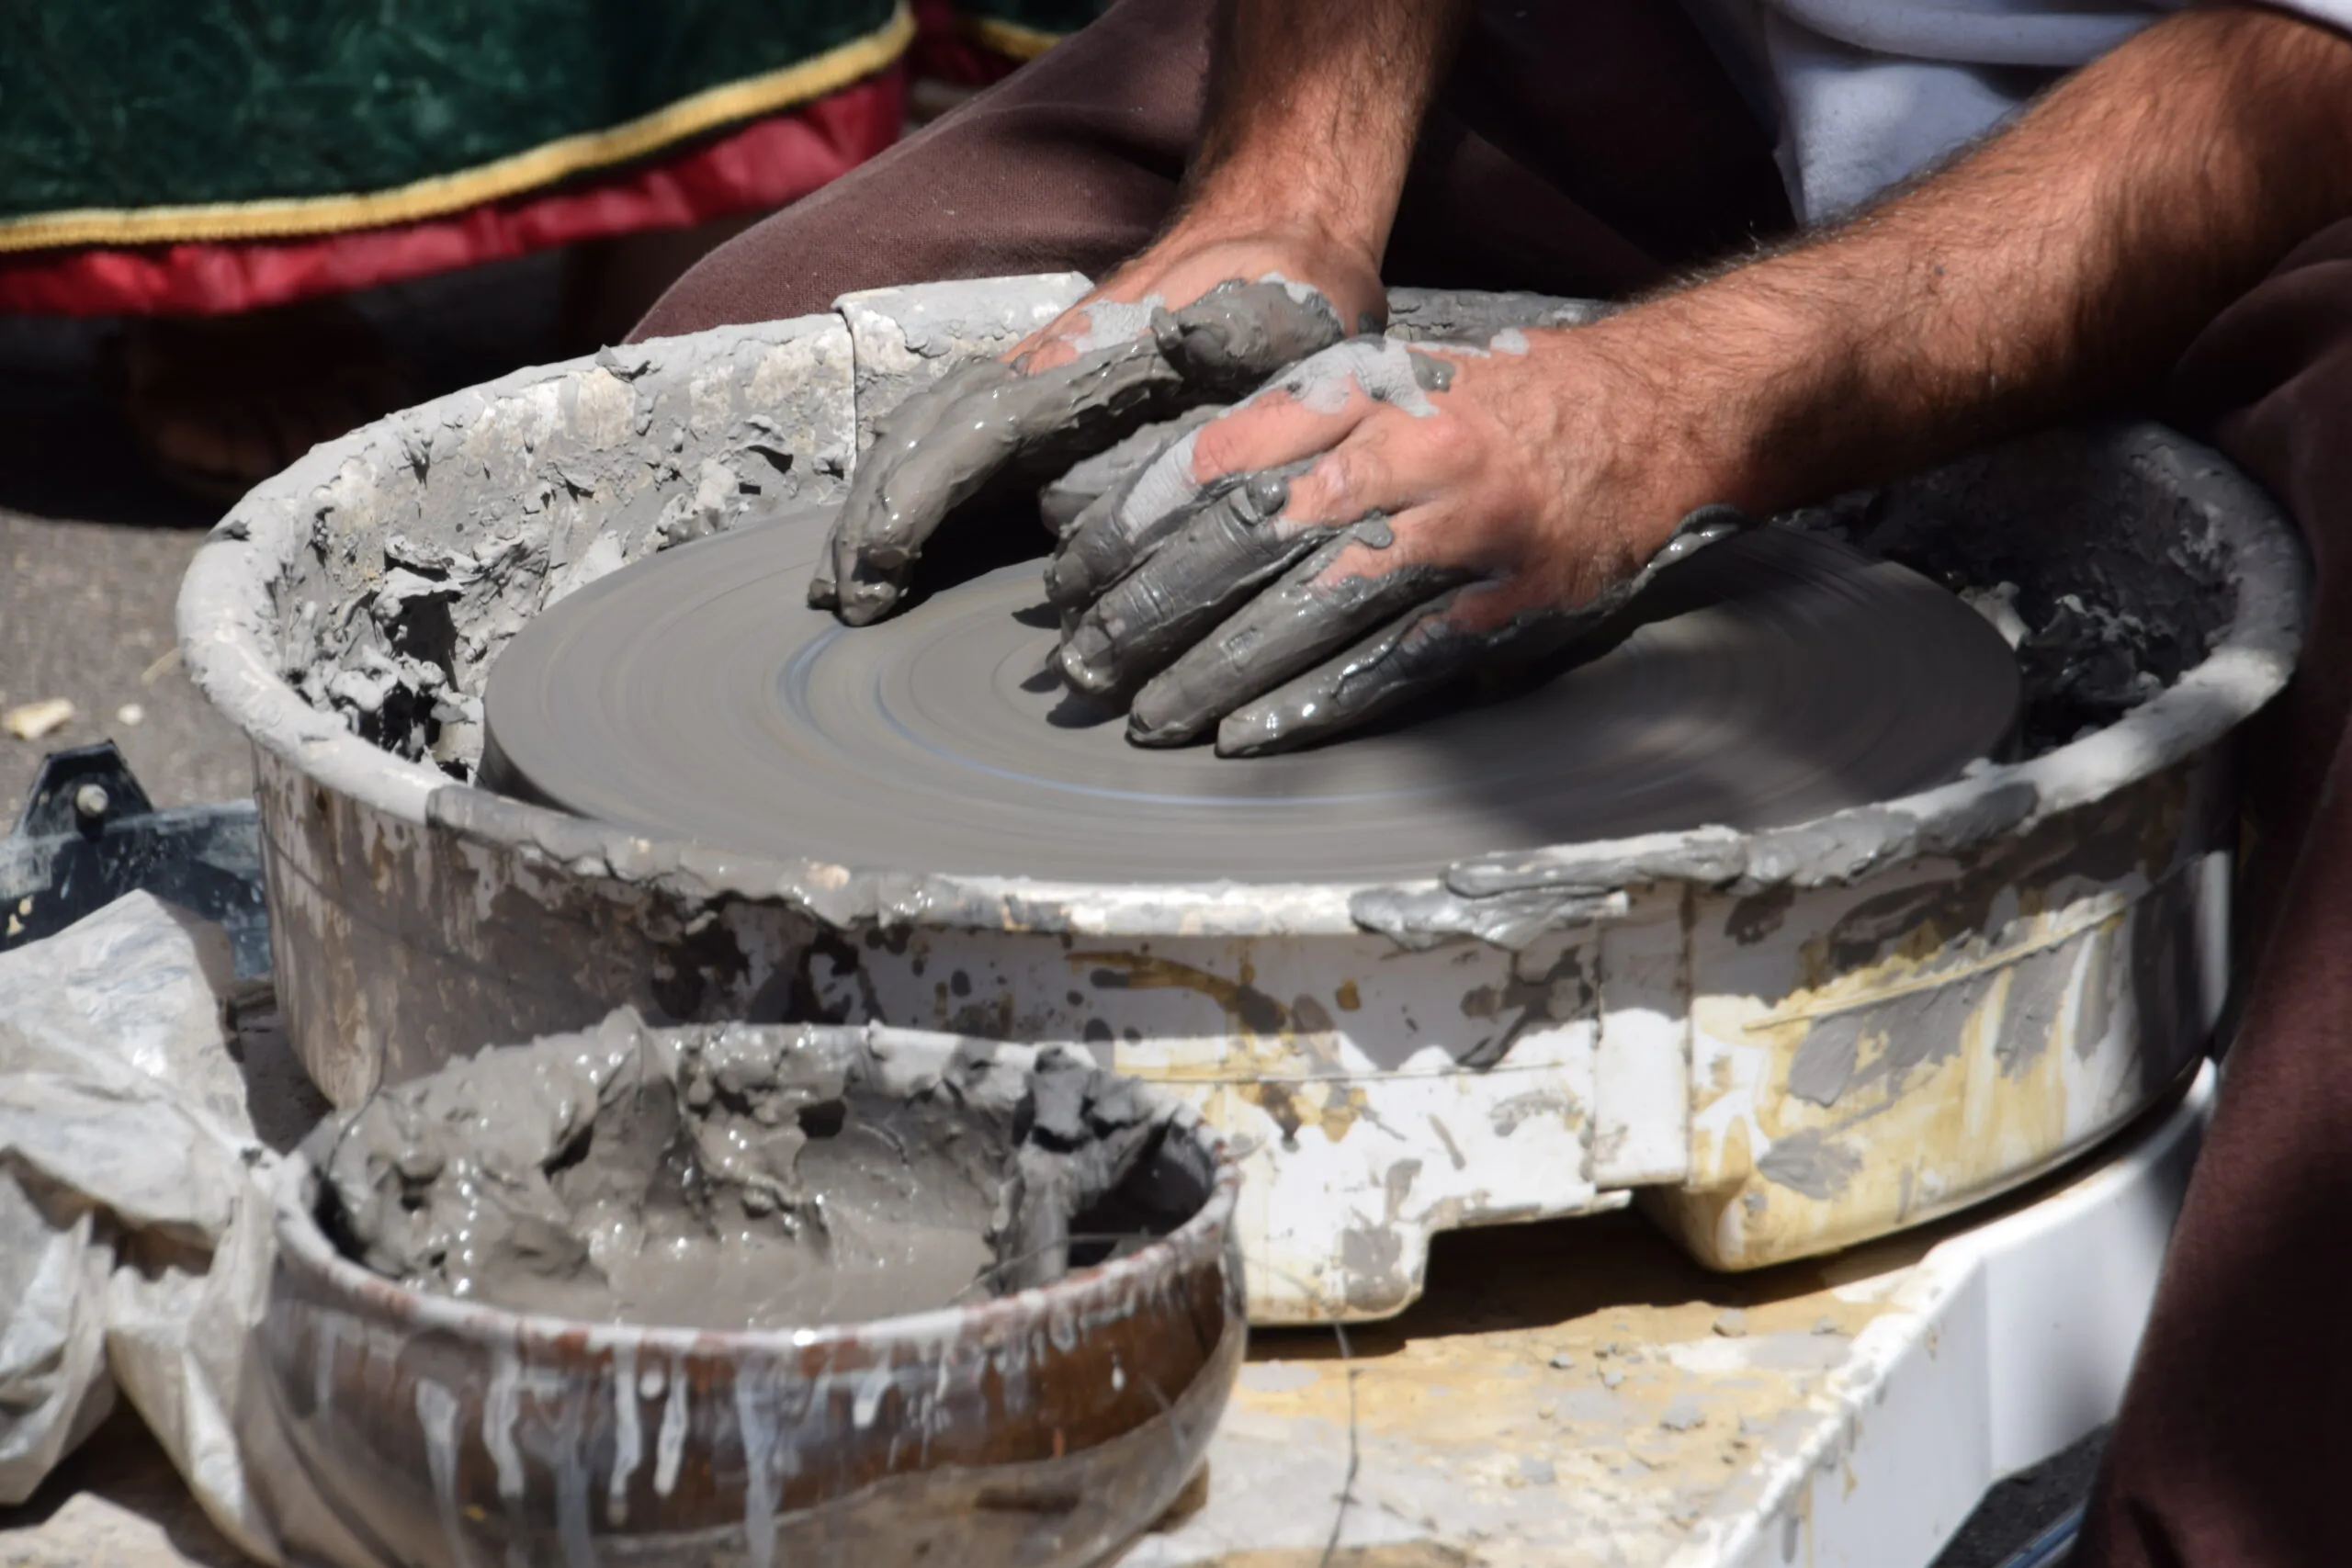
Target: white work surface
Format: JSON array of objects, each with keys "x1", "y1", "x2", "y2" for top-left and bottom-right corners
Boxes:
[{"x1": 0, "y1": 1069, "x2": 2204, "y2": 1568}]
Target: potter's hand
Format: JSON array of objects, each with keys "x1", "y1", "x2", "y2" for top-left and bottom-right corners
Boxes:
[
  {"x1": 1017, "y1": 231, "x2": 1386, "y2": 376},
  {"x1": 1049, "y1": 330, "x2": 1749, "y2": 755},
  {"x1": 807, "y1": 242, "x2": 1366, "y2": 626},
  {"x1": 1023, "y1": 231, "x2": 1385, "y2": 539}
]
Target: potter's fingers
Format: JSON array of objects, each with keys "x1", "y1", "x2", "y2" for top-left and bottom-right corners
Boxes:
[
  {"x1": 1155, "y1": 279, "x2": 1349, "y2": 395},
  {"x1": 1044, "y1": 414, "x2": 1232, "y2": 610},
  {"x1": 1044, "y1": 378, "x2": 1386, "y2": 610},
  {"x1": 1253, "y1": 335, "x2": 1457, "y2": 421},
  {"x1": 1011, "y1": 290, "x2": 1179, "y2": 375},
  {"x1": 1213, "y1": 504, "x2": 1760, "y2": 756},
  {"x1": 1057, "y1": 461, "x2": 1327, "y2": 696},
  {"x1": 1163, "y1": 335, "x2": 1457, "y2": 518},
  {"x1": 813, "y1": 357, "x2": 1008, "y2": 608},
  {"x1": 1045, "y1": 336, "x2": 1454, "y2": 610},
  {"x1": 1127, "y1": 517, "x2": 1476, "y2": 747},
  {"x1": 1214, "y1": 584, "x2": 1557, "y2": 757},
  {"x1": 1038, "y1": 405, "x2": 1225, "y2": 541},
  {"x1": 819, "y1": 342, "x2": 1182, "y2": 626},
  {"x1": 1189, "y1": 335, "x2": 1461, "y2": 481}
]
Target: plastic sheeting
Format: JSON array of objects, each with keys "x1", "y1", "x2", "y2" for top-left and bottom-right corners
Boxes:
[{"x1": 0, "y1": 891, "x2": 377, "y2": 1567}]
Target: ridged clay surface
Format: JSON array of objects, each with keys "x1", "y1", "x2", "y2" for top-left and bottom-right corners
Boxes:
[{"x1": 481, "y1": 505, "x2": 2021, "y2": 886}]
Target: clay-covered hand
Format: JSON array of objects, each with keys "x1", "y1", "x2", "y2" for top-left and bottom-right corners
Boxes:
[
  {"x1": 1048, "y1": 330, "x2": 1751, "y2": 755},
  {"x1": 807, "y1": 278, "x2": 1352, "y2": 626}
]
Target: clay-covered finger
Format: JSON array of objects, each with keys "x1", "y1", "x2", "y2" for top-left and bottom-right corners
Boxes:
[
  {"x1": 810, "y1": 357, "x2": 1001, "y2": 608},
  {"x1": 1126, "y1": 524, "x2": 1475, "y2": 746},
  {"x1": 818, "y1": 341, "x2": 1181, "y2": 625},
  {"x1": 1046, "y1": 337, "x2": 1451, "y2": 610},
  {"x1": 1057, "y1": 461, "x2": 1326, "y2": 696},
  {"x1": 1215, "y1": 504, "x2": 1758, "y2": 756},
  {"x1": 1213, "y1": 590, "x2": 1553, "y2": 756},
  {"x1": 1037, "y1": 404, "x2": 1224, "y2": 541},
  {"x1": 1154, "y1": 278, "x2": 1350, "y2": 395},
  {"x1": 1043, "y1": 414, "x2": 1233, "y2": 609}
]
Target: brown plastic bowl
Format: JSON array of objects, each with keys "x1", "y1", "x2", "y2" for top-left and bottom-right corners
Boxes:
[{"x1": 261, "y1": 1028, "x2": 1243, "y2": 1568}]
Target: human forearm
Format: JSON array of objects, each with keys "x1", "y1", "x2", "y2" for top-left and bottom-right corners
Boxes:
[
  {"x1": 1174, "y1": 0, "x2": 1472, "y2": 261},
  {"x1": 832, "y1": 0, "x2": 1479, "y2": 614},
  {"x1": 1007, "y1": 0, "x2": 1465, "y2": 364},
  {"x1": 994, "y1": 4, "x2": 2352, "y2": 751},
  {"x1": 1568, "y1": 4, "x2": 2352, "y2": 520}
]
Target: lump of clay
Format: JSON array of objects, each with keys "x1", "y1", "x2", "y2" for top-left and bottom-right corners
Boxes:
[{"x1": 311, "y1": 1010, "x2": 1183, "y2": 1330}]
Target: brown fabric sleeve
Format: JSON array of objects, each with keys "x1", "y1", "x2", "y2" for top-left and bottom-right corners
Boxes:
[{"x1": 2077, "y1": 218, "x2": 2352, "y2": 1568}]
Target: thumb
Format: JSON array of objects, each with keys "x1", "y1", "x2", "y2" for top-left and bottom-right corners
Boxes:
[{"x1": 1155, "y1": 279, "x2": 1350, "y2": 395}]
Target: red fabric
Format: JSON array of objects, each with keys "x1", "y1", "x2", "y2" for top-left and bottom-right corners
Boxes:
[
  {"x1": 909, "y1": 0, "x2": 1032, "y2": 88},
  {"x1": 0, "y1": 70, "x2": 905, "y2": 319}
]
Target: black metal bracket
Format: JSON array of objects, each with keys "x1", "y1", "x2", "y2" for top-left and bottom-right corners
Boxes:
[
  {"x1": 12, "y1": 740, "x2": 157, "y2": 839},
  {"x1": 0, "y1": 742, "x2": 268, "y2": 977}
]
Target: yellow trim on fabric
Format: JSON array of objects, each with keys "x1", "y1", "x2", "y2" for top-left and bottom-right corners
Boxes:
[
  {"x1": 0, "y1": 3, "x2": 914, "y2": 254},
  {"x1": 960, "y1": 16, "x2": 1066, "y2": 61}
]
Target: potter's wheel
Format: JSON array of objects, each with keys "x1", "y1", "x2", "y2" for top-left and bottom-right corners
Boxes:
[{"x1": 481, "y1": 506, "x2": 2019, "y2": 884}]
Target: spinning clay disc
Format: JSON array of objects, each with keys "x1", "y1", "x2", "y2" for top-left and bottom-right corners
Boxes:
[{"x1": 481, "y1": 506, "x2": 2020, "y2": 885}]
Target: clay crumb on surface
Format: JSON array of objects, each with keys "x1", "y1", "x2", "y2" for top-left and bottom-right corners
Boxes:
[
  {"x1": 1659, "y1": 1397, "x2": 1707, "y2": 1433},
  {"x1": 4, "y1": 698, "x2": 74, "y2": 740}
]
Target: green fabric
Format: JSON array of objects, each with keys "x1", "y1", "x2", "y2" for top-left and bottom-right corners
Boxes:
[
  {"x1": 954, "y1": 0, "x2": 1107, "y2": 40},
  {"x1": 0, "y1": 0, "x2": 900, "y2": 219}
]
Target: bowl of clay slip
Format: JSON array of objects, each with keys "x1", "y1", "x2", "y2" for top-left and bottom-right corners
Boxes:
[{"x1": 261, "y1": 1010, "x2": 1242, "y2": 1568}]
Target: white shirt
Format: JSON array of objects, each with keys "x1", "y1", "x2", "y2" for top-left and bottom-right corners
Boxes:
[{"x1": 1690, "y1": 0, "x2": 2352, "y2": 219}]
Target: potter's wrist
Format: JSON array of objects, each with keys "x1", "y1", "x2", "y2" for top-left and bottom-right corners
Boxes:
[
  {"x1": 1566, "y1": 305, "x2": 1838, "y2": 522},
  {"x1": 1516, "y1": 325, "x2": 1756, "y2": 538},
  {"x1": 1622, "y1": 264, "x2": 1927, "y2": 515},
  {"x1": 1118, "y1": 206, "x2": 1387, "y2": 330},
  {"x1": 1170, "y1": 175, "x2": 1389, "y2": 274}
]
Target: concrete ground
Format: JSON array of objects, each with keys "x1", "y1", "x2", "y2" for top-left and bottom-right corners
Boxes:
[
  {"x1": 0, "y1": 346, "x2": 243, "y2": 822},
  {"x1": 0, "y1": 269, "x2": 2094, "y2": 1568},
  {"x1": 0, "y1": 513, "x2": 250, "y2": 822},
  {"x1": 0, "y1": 255, "x2": 571, "y2": 822}
]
